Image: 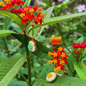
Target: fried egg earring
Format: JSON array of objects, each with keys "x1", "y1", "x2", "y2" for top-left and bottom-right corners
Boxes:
[
  {"x1": 25, "y1": 24, "x2": 41, "y2": 52},
  {"x1": 46, "y1": 72, "x2": 57, "y2": 82},
  {"x1": 46, "y1": 72, "x2": 64, "y2": 82}
]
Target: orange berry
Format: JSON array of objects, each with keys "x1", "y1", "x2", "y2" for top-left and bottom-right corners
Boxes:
[
  {"x1": 58, "y1": 47, "x2": 63, "y2": 52},
  {"x1": 40, "y1": 13, "x2": 44, "y2": 18},
  {"x1": 24, "y1": 7, "x2": 28, "y2": 12},
  {"x1": 19, "y1": 13, "x2": 25, "y2": 18},
  {"x1": 61, "y1": 53, "x2": 65, "y2": 58},
  {"x1": 29, "y1": 8, "x2": 34, "y2": 13},
  {"x1": 53, "y1": 52, "x2": 57, "y2": 57},
  {"x1": 38, "y1": 7, "x2": 42, "y2": 12},
  {"x1": 60, "y1": 60, "x2": 65, "y2": 65},
  {"x1": 50, "y1": 36, "x2": 55, "y2": 41},
  {"x1": 54, "y1": 67, "x2": 61, "y2": 73},
  {"x1": 49, "y1": 60, "x2": 53, "y2": 65},
  {"x1": 0, "y1": 1, "x2": 4, "y2": 6},
  {"x1": 53, "y1": 59, "x2": 57, "y2": 64},
  {"x1": 48, "y1": 52, "x2": 52, "y2": 56}
]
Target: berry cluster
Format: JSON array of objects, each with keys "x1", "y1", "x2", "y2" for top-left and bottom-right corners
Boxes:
[
  {"x1": 72, "y1": 42, "x2": 86, "y2": 48},
  {"x1": 73, "y1": 50, "x2": 81, "y2": 54},
  {"x1": 19, "y1": 6, "x2": 44, "y2": 25},
  {"x1": 50, "y1": 36, "x2": 62, "y2": 50},
  {"x1": 48, "y1": 36, "x2": 69, "y2": 73},
  {"x1": 0, "y1": 0, "x2": 44, "y2": 25},
  {"x1": 0, "y1": 0, "x2": 24, "y2": 11},
  {"x1": 11, "y1": 0, "x2": 24, "y2": 5},
  {"x1": 72, "y1": 42, "x2": 86, "y2": 54}
]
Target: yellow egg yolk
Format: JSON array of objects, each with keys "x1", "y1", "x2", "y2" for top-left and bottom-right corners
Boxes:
[{"x1": 47, "y1": 73, "x2": 53, "y2": 78}]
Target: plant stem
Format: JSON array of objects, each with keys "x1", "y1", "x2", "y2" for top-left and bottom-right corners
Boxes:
[
  {"x1": 49, "y1": 0, "x2": 52, "y2": 6},
  {"x1": 73, "y1": 70, "x2": 76, "y2": 77},
  {"x1": 32, "y1": 25, "x2": 34, "y2": 37},
  {"x1": 67, "y1": 58, "x2": 74, "y2": 70},
  {"x1": 26, "y1": 50, "x2": 31, "y2": 86},
  {"x1": 31, "y1": 80, "x2": 35, "y2": 86},
  {"x1": 24, "y1": 33, "x2": 31, "y2": 86},
  {"x1": 56, "y1": 23, "x2": 75, "y2": 57},
  {"x1": 2, "y1": 37, "x2": 10, "y2": 57},
  {"x1": 31, "y1": 58, "x2": 37, "y2": 78},
  {"x1": 53, "y1": 12, "x2": 75, "y2": 57},
  {"x1": 31, "y1": 25, "x2": 37, "y2": 78},
  {"x1": 18, "y1": 72, "x2": 28, "y2": 84}
]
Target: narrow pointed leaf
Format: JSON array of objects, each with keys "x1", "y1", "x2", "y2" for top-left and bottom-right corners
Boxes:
[
  {"x1": 0, "y1": 55, "x2": 7, "y2": 64},
  {"x1": 34, "y1": 12, "x2": 86, "y2": 29},
  {"x1": 0, "y1": 54, "x2": 26, "y2": 86},
  {"x1": 12, "y1": 34, "x2": 52, "y2": 59},
  {"x1": 0, "y1": 11, "x2": 25, "y2": 33},
  {"x1": 24, "y1": 0, "x2": 31, "y2": 6},
  {"x1": 8, "y1": 81, "x2": 27, "y2": 86},
  {"x1": 74, "y1": 62, "x2": 86, "y2": 80},
  {"x1": 5, "y1": 17, "x2": 13, "y2": 30},
  {"x1": 0, "y1": 30, "x2": 16, "y2": 36},
  {"x1": 76, "y1": 37, "x2": 83, "y2": 43}
]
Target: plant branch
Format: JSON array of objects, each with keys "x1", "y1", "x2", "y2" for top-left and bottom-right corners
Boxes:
[
  {"x1": 56, "y1": 23, "x2": 75, "y2": 57},
  {"x1": 24, "y1": 32, "x2": 31, "y2": 86},
  {"x1": 2, "y1": 37, "x2": 10, "y2": 57},
  {"x1": 31, "y1": 58, "x2": 37, "y2": 78},
  {"x1": 18, "y1": 72, "x2": 28, "y2": 84},
  {"x1": 31, "y1": 80, "x2": 35, "y2": 86}
]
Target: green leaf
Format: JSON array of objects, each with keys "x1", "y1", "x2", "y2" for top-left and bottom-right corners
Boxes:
[
  {"x1": 0, "y1": 30, "x2": 16, "y2": 36},
  {"x1": 74, "y1": 62, "x2": 86, "y2": 80},
  {"x1": 12, "y1": 34, "x2": 53, "y2": 60},
  {"x1": 0, "y1": 55, "x2": 7, "y2": 64},
  {"x1": 0, "y1": 53, "x2": 26, "y2": 86},
  {"x1": 43, "y1": 6, "x2": 54, "y2": 19},
  {"x1": 33, "y1": 82, "x2": 44, "y2": 86},
  {"x1": 82, "y1": 48, "x2": 86, "y2": 57},
  {"x1": 0, "y1": 23, "x2": 4, "y2": 26},
  {"x1": 54, "y1": 0, "x2": 74, "y2": 16},
  {"x1": 35, "y1": 75, "x2": 86, "y2": 86},
  {"x1": 8, "y1": 80, "x2": 28, "y2": 86},
  {"x1": 34, "y1": 63, "x2": 86, "y2": 86},
  {"x1": 11, "y1": 23, "x2": 21, "y2": 32},
  {"x1": 76, "y1": 37, "x2": 83, "y2": 43},
  {"x1": 62, "y1": 0, "x2": 74, "y2": 7},
  {"x1": 24, "y1": 0, "x2": 31, "y2": 6},
  {"x1": 0, "y1": 11, "x2": 25, "y2": 33},
  {"x1": 31, "y1": 66, "x2": 44, "y2": 72},
  {"x1": 34, "y1": 12, "x2": 86, "y2": 29},
  {"x1": 5, "y1": 17, "x2": 13, "y2": 30}
]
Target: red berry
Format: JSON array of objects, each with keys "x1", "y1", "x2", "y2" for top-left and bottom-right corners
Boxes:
[
  {"x1": 65, "y1": 72, "x2": 68, "y2": 75},
  {"x1": 79, "y1": 49, "x2": 81, "y2": 52},
  {"x1": 84, "y1": 42, "x2": 86, "y2": 47},
  {"x1": 76, "y1": 50, "x2": 79, "y2": 54},
  {"x1": 73, "y1": 50, "x2": 75, "y2": 53},
  {"x1": 18, "y1": 32, "x2": 21, "y2": 34},
  {"x1": 11, "y1": 0, "x2": 16, "y2": 5},
  {"x1": 16, "y1": 0, "x2": 21, "y2": 5},
  {"x1": 16, "y1": 8, "x2": 21, "y2": 13},
  {"x1": 81, "y1": 45, "x2": 85, "y2": 48},
  {"x1": 33, "y1": 6, "x2": 37, "y2": 11}
]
